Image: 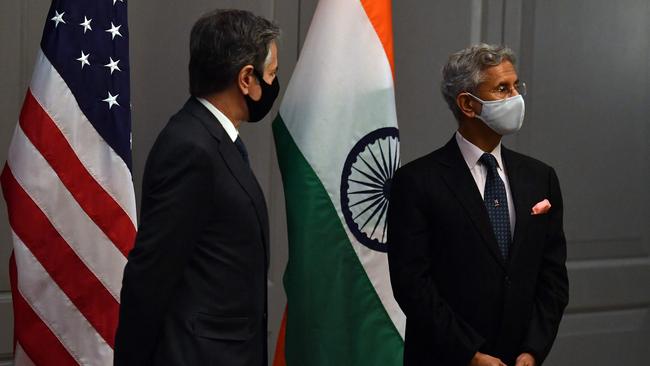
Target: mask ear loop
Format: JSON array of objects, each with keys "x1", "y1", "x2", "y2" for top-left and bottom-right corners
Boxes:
[
  {"x1": 458, "y1": 92, "x2": 485, "y2": 121},
  {"x1": 463, "y1": 92, "x2": 485, "y2": 104}
]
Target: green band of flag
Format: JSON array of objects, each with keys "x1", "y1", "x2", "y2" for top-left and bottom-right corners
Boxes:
[{"x1": 273, "y1": 115, "x2": 403, "y2": 365}]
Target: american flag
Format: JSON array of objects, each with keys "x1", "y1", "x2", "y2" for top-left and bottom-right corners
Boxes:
[{"x1": 0, "y1": 0, "x2": 136, "y2": 364}]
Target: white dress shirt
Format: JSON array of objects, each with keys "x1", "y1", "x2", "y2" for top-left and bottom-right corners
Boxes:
[
  {"x1": 197, "y1": 97, "x2": 238, "y2": 143},
  {"x1": 455, "y1": 131, "x2": 515, "y2": 237}
]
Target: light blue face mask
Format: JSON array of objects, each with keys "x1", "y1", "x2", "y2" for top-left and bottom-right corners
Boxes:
[{"x1": 467, "y1": 93, "x2": 525, "y2": 136}]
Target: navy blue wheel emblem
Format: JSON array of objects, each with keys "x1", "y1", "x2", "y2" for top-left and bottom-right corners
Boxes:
[{"x1": 340, "y1": 127, "x2": 400, "y2": 252}]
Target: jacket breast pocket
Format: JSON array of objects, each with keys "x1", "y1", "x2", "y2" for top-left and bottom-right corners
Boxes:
[
  {"x1": 529, "y1": 211, "x2": 550, "y2": 225},
  {"x1": 191, "y1": 313, "x2": 251, "y2": 341},
  {"x1": 526, "y1": 213, "x2": 550, "y2": 244}
]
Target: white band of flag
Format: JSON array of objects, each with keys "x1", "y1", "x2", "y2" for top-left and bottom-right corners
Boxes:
[
  {"x1": 13, "y1": 232, "x2": 114, "y2": 365},
  {"x1": 14, "y1": 343, "x2": 36, "y2": 366}
]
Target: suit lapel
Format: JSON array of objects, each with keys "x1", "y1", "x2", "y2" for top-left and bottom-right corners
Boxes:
[
  {"x1": 185, "y1": 98, "x2": 270, "y2": 266},
  {"x1": 502, "y1": 146, "x2": 528, "y2": 270},
  {"x1": 438, "y1": 137, "x2": 507, "y2": 270},
  {"x1": 218, "y1": 141, "x2": 270, "y2": 260}
]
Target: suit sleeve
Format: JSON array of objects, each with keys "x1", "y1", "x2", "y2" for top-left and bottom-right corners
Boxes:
[
  {"x1": 388, "y1": 168, "x2": 484, "y2": 365},
  {"x1": 522, "y1": 168, "x2": 569, "y2": 364},
  {"x1": 114, "y1": 140, "x2": 214, "y2": 366}
]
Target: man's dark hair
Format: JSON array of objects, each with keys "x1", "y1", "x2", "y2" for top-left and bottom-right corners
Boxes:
[{"x1": 189, "y1": 9, "x2": 280, "y2": 97}]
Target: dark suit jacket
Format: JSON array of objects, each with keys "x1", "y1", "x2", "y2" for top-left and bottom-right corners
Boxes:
[
  {"x1": 387, "y1": 136, "x2": 568, "y2": 366},
  {"x1": 114, "y1": 98, "x2": 270, "y2": 366}
]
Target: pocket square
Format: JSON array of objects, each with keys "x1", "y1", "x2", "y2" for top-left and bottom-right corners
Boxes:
[{"x1": 531, "y1": 199, "x2": 551, "y2": 215}]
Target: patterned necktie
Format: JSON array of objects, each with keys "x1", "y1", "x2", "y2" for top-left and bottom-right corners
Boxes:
[
  {"x1": 234, "y1": 136, "x2": 250, "y2": 166},
  {"x1": 479, "y1": 153, "x2": 511, "y2": 260}
]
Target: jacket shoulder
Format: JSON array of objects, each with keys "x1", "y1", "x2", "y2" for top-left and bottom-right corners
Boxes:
[
  {"x1": 504, "y1": 147, "x2": 555, "y2": 173},
  {"x1": 157, "y1": 103, "x2": 218, "y2": 151},
  {"x1": 394, "y1": 146, "x2": 446, "y2": 180}
]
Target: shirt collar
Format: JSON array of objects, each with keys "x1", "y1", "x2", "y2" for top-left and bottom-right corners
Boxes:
[
  {"x1": 455, "y1": 131, "x2": 505, "y2": 171},
  {"x1": 197, "y1": 97, "x2": 239, "y2": 142}
]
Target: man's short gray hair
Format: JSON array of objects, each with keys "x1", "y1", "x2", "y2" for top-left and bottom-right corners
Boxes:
[{"x1": 441, "y1": 43, "x2": 516, "y2": 121}]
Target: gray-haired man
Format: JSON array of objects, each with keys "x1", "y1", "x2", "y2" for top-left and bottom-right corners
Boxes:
[
  {"x1": 388, "y1": 44, "x2": 568, "y2": 366},
  {"x1": 115, "y1": 9, "x2": 280, "y2": 366}
]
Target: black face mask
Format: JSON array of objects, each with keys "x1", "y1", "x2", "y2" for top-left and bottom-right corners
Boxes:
[{"x1": 245, "y1": 69, "x2": 280, "y2": 122}]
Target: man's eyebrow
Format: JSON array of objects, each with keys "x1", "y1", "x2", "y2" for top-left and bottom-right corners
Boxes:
[{"x1": 494, "y1": 77, "x2": 519, "y2": 85}]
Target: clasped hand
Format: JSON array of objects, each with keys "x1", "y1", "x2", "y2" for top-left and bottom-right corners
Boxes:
[{"x1": 469, "y1": 351, "x2": 535, "y2": 366}]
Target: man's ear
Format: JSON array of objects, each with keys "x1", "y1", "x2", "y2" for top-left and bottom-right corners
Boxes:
[
  {"x1": 456, "y1": 93, "x2": 480, "y2": 119},
  {"x1": 238, "y1": 65, "x2": 256, "y2": 95}
]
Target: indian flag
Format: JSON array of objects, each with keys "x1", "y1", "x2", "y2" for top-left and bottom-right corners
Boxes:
[{"x1": 272, "y1": 0, "x2": 405, "y2": 364}]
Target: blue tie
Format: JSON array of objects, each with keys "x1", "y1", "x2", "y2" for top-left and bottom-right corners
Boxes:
[
  {"x1": 234, "y1": 136, "x2": 250, "y2": 166},
  {"x1": 480, "y1": 153, "x2": 511, "y2": 260}
]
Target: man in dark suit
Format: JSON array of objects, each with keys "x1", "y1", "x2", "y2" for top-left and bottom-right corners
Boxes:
[
  {"x1": 387, "y1": 44, "x2": 568, "y2": 366},
  {"x1": 114, "y1": 10, "x2": 280, "y2": 366}
]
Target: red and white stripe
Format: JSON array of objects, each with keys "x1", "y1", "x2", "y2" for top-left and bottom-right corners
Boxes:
[{"x1": 2, "y1": 50, "x2": 137, "y2": 365}]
